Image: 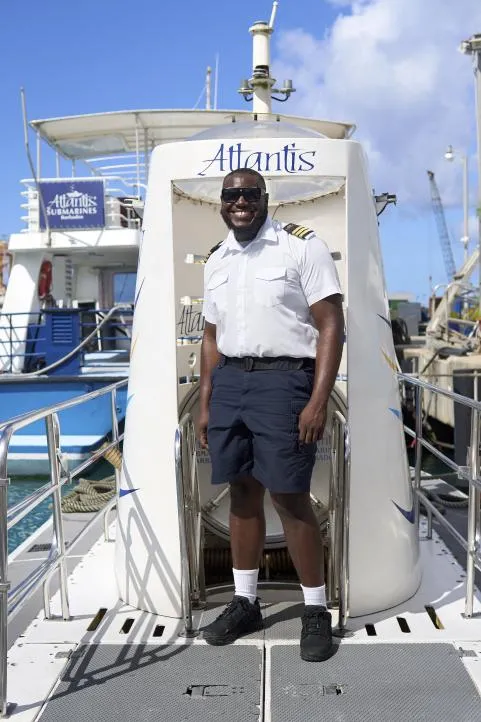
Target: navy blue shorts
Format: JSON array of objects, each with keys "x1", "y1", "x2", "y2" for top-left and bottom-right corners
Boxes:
[{"x1": 207, "y1": 362, "x2": 316, "y2": 493}]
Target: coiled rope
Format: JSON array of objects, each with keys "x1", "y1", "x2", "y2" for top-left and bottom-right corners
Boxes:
[
  {"x1": 61, "y1": 442, "x2": 122, "y2": 513},
  {"x1": 61, "y1": 476, "x2": 116, "y2": 513}
]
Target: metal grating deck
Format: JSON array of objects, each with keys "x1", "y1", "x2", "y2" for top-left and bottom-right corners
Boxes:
[
  {"x1": 269, "y1": 642, "x2": 481, "y2": 721},
  {"x1": 39, "y1": 644, "x2": 262, "y2": 721}
]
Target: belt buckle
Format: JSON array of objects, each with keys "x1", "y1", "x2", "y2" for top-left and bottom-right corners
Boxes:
[{"x1": 244, "y1": 357, "x2": 254, "y2": 371}]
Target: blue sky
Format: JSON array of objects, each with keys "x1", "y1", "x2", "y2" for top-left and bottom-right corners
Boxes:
[{"x1": 0, "y1": 0, "x2": 479, "y2": 305}]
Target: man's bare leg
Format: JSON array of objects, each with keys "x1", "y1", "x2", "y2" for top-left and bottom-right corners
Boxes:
[
  {"x1": 270, "y1": 490, "x2": 333, "y2": 661},
  {"x1": 230, "y1": 475, "x2": 266, "y2": 569},
  {"x1": 270, "y1": 491, "x2": 323, "y2": 586},
  {"x1": 202, "y1": 475, "x2": 265, "y2": 645}
]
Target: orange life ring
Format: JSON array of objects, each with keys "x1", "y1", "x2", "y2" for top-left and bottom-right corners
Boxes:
[{"x1": 38, "y1": 260, "x2": 53, "y2": 300}]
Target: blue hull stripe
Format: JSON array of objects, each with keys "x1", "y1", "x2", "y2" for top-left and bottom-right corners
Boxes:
[
  {"x1": 393, "y1": 501, "x2": 415, "y2": 524},
  {"x1": 119, "y1": 488, "x2": 139, "y2": 498}
]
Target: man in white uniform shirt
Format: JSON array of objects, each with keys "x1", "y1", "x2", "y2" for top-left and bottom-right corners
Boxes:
[{"x1": 198, "y1": 169, "x2": 344, "y2": 661}]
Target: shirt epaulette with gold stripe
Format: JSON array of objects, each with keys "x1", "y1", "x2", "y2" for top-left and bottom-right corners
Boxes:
[
  {"x1": 283, "y1": 223, "x2": 316, "y2": 240},
  {"x1": 204, "y1": 240, "x2": 224, "y2": 263}
]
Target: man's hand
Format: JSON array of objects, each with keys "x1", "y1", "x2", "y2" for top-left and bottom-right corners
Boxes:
[
  {"x1": 197, "y1": 408, "x2": 209, "y2": 449},
  {"x1": 298, "y1": 402, "x2": 327, "y2": 445}
]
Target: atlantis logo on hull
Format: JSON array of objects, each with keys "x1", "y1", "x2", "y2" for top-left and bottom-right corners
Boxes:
[{"x1": 198, "y1": 142, "x2": 316, "y2": 177}]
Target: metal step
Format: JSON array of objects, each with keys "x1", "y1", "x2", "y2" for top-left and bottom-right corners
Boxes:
[
  {"x1": 37, "y1": 640, "x2": 481, "y2": 721},
  {"x1": 269, "y1": 642, "x2": 481, "y2": 721},
  {"x1": 38, "y1": 644, "x2": 262, "y2": 721}
]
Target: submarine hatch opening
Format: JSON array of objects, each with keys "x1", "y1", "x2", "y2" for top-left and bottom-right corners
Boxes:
[{"x1": 171, "y1": 175, "x2": 348, "y2": 598}]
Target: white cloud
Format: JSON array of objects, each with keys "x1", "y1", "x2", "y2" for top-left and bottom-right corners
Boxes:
[{"x1": 273, "y1": 0, "x2": 481, "y2": 209}]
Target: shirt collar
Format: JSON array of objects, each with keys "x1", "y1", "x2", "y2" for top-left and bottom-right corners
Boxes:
[{"x1": 220, "y1": 216, "x2": 278, "y2": 257}]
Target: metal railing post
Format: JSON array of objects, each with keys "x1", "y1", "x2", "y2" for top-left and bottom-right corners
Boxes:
[
  {"x1": 0, "y1": 428, "x2": 12, "y2": 718},
  {"x1": 186, "y1": 423, "x2": 205, "y2": 607},
  {"x1": 45, "y1": 414, "x2": 70, "y2": 621},
  {"x1": 327, "y1": 416, "x2": 339, "y2": 605},
  {"x1": 414, "y1": 385, "x2": 424, "y2": 531},
  {"x1": 8, "y1": 315, "x2": 12, "y2": 374},
  {"x1": 465, "y1": 408, "x2": 480, "y2": 618},
  {"x1": 175, "y1": 425, "x2": 195, "y2": 636},
  {"x1": 106, "y1": 389, "x2": 121, "y2": 542},
  {"x1": 337, "y1": 418, "x2": 350, "y2": 632}
]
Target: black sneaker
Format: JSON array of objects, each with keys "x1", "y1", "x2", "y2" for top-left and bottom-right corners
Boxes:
[
  {"x1": 300, "y1": 605, "x2": 334, "y2": 662},
  {"x1": 202, "y1": 596, "x2": 263, "y2": 645}
]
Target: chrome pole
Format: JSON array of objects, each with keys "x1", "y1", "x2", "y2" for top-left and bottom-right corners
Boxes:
[
  {"x1": 337, "y1": 418, "x2": 350, "y2": 632},
  {"x1": 174, "y1": 424, "x2": 195, "y2": 636},
  {"x1": 414, "y1": 386, "x2": 424, "y2": 530},
  {"x1": 330, "y1": 411, "x2": 351, "y2": 634},
  {"x1": 111, "y1": 389, "x2": 121, "y2": 493},
  {"x1": 45, "y1": 414, "x2": 70, "y2": 620},
  {"x1": 426, "y1": 508, "x2": 433, "y2": 540},
  {"x1": 187, "y1": 423, "x2": 205, "y2": 606},
  {"x1": 465, "y1": 407, "x2": 480, "y2": 618},
  {"x1": 327, "y1": 417, "x2": 339, "y2": 604},
  {"x1": 0, "y1": 428, "x2": 12, "y2": 718}
]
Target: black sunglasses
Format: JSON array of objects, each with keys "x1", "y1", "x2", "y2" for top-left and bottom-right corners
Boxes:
[{"x1": 221, "y1": 187, "x2": 265, "y2": 203}]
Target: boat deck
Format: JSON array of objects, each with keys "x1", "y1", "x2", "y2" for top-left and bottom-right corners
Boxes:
[{"x1": 6, "y1": 515, "x2": 481, "y2": 721}]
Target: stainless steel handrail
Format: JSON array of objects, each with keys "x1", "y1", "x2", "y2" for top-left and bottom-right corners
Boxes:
[
  {"x1": 399, "y1": 372, "x2": 481, "y2": 618},
  {"x1": 0, "y1": 379, "x2": 127, "y2": 433},
  {"x1": 327, "y1": 410, "x2": 350, "y2": 634},
  {"x1": 175, "y1": 413, "x2": 205, "y2": 637},
  {"x1": 176, "y1": 408, "x2": 351, "y2": 636},
  {"x1": 0, "y1": 378, "x2": 127, "y2": 717}
]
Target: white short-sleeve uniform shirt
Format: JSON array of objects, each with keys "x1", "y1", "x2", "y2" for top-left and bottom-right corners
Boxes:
[{"x1": 203, "y1": 217, "x2": 341, "y2": 359}]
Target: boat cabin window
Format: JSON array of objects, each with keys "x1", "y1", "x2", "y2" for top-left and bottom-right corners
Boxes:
[{"x1": 114, "y1": 272, "x2": 136, "y2": 304}]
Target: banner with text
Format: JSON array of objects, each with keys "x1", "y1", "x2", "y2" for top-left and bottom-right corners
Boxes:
[{"x1": 39, "y1": 180, "x2": 105, "y2": 230}]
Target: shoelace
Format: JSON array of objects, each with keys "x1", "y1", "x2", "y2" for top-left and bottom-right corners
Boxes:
[
  {"x1": 302, "y1": 610, "x2": 330, "y2": 635},
  {"x1": 216, "y1": 598, "x2": 247, "y2": 620}
]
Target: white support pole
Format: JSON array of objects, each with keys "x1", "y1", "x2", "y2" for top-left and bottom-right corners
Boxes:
[
  {"x1": 214, "y1": 54, "x2": 219, "y2": 110},
  {"x1": 463, "y1": 153, "x2": 469, "y2": 264},
  {"x1": 206, "y1": 66, "x2": 212, "y2": 110},
  {"x1": 36, "y1": 132, "x2": 41, "y2": 179},
  {"x1": 475, "y1": 51, "x2": 481, "y2": 314},
  {"x1": 249, "y1": 22, "x2": 275, "y2": 115}
]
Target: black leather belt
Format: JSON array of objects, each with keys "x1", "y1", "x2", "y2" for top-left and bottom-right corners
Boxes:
[{"x1": 222, "y1": 356, "x2": 315, "y2": 371}]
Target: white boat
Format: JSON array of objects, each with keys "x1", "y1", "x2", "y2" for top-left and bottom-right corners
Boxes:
[{"x1": 2, "y1": 5, "x2": 481, "y2": 720}]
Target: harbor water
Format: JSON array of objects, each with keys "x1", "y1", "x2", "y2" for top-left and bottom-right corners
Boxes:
[{"x1": 8, "y1": 478, "x2": 52, "y2": 554}]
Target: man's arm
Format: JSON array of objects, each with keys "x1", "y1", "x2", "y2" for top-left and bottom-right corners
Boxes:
[
  {"x1": 197, "y1": 320, "x2": 220, "y2": 449},
  {"x1": 298, "y1": 294, "x2": 344, "y2": 444}
]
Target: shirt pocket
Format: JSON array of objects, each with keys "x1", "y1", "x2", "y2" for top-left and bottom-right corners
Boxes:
[
  {"x1": 207, "y1": 272, "x2": 229, "y2": 312},
  {"x1": 255, "y1": 266, "x2": 287, "y2": 307}
]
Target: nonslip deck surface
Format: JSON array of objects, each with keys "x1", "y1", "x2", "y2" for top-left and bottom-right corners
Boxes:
[
  {"x1": 270, "y1": 642, "x2": 481, "y2": 722},
  {"x1": 37, "y1": 641, "x2": 481, "y2": 721},
  {"x1": 38, "y1": 644, "x2": 261, "y2": 721}
]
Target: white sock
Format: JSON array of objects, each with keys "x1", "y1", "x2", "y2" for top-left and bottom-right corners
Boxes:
[
  {"x1": 301, "y1": 583, "x2": 327, "y2": 608},
  {"x1": 233, "y1": 568, "x2": 259, "y2": 604}
]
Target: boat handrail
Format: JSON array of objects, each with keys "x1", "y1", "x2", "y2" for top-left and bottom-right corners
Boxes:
[
  {"x1": 330, "y1": 410, "x2": 350, "y2": 633},
  {"x1": 174, "y1": 406, "x2": 351, "y2": 637},
  {"x1": 0, "y1": 305, "x2": 133, "y2": 376},
  {"x1": 174, "y1": 414, "x2": 205, "y2": 636},
  {"x1": 0, "y1": 378, "x2": 125, "y2": 716},
  {"x1": 398, "y1": 372, "x2": 481, "y2": 618}
]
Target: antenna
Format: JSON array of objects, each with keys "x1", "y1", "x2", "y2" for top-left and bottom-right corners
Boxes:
[
  {"x1": 238, "y1": 3, "x2": 295, "y2": 115},
  {"x1": 214, "y1": 53, "x2": 219, "y2": 110},
  {"x1": 206, "y1": 66, "x2": 212, "y2": 110},
  {"x1": 269, "y1": 1, "x2": 279, "y2": 30}
]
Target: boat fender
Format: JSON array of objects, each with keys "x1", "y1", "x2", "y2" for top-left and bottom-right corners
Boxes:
[
  {"x1": 283, "y1": 223, "x2": 316, "y2": 240},
  {"x1": 38, "y1": 259, "x2": 53, "y2": 300},
  {"x1": 204, "y1": 240, "x2": 224, "y2": 263}
]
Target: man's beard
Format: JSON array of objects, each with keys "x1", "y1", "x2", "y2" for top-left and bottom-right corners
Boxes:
[{"x1": 228, "y1": 205, "x2": 268, "y2": 244}]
